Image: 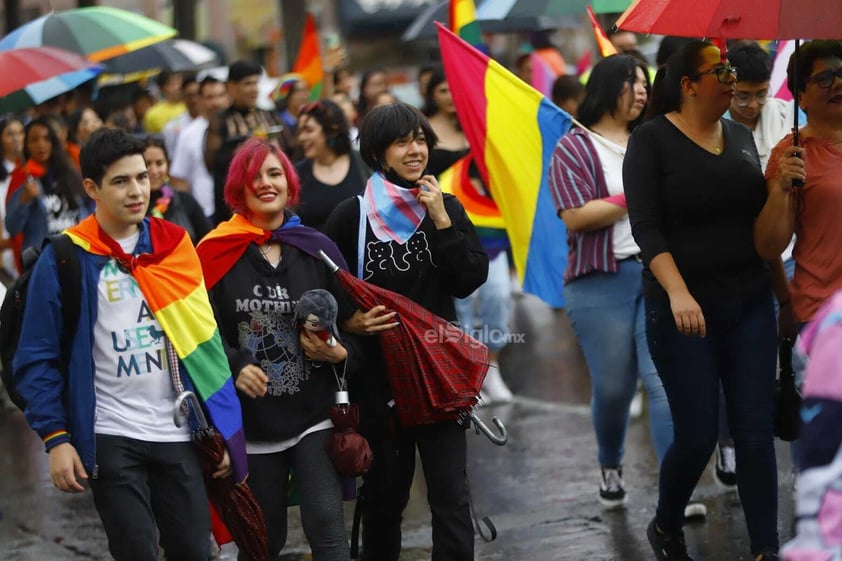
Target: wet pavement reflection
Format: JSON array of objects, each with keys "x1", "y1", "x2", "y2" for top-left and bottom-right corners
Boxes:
[{"x1": 0, "y1": 294, "x2": 794, "y2": 560}]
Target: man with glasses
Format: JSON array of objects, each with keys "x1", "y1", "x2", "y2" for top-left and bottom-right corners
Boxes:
[{"x1": 727, "y1": 42, "x2": 794, "y2": 171}]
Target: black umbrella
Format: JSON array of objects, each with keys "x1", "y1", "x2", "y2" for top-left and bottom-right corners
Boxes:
[{"x1": 102, "y1": 39, "x2": 219, "y2": 75}]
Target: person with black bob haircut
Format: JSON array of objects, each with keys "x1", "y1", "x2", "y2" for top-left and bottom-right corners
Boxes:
[{"x1": 323, "y1": 102, "x2": 488, "y2": 561}]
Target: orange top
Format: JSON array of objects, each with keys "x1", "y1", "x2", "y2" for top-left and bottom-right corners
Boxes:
[{"x1": 767, "y1": 133, "x2": 842, "y2": 322}]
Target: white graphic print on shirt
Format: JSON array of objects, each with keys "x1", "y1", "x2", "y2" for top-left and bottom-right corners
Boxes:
[
  {"x1": 236, "y1": 283, "x2": 308, "y2": 396},
  {"x1": 93, "y1": 256, "x2": 189, "y2": 441},
  {"x1": 363, "y1": 230, "x2": 436, "y2": 280}
]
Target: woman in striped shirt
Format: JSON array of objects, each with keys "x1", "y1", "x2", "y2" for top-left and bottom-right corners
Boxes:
[{"x1": 548, "y1": 54, "x2": 671, "y2": 510}]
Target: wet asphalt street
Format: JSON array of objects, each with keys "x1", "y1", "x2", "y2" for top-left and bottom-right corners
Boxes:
[{"x1": 0, "y1": 294, "x2": 795, "y2": 560}]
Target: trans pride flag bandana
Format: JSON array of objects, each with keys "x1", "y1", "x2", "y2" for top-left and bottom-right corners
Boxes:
[{"x1": 361, "y1": 172, "x2": 426, "y2": 244}]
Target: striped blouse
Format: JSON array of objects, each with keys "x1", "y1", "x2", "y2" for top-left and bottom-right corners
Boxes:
[{"x1": 547, "y1": 127, "x2": 619, "y2": 283}]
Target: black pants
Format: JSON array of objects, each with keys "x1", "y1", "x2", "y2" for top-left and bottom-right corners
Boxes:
[
  {"x1": 359, "y1": 412, "x2": 473, "y2": 561},
  {"x1": 89, "y1": 434, "x2": 210, "y2": 561},
  {"x1": 240, "y1": 429, "x2": 349, "y2": 561}
]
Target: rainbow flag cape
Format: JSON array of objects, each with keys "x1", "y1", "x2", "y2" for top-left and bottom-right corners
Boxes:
[
  {"x1": 586, "y1": 6, "x2": 618, "y2": 58},
  {"x1": 292, "y1": 13, "x2": 324, "y2": 100},
  {"x1": 450, "y1": 0, "x2": 482, "y2": 48},
  {"x1": 438, "y1": 154, "x2": 504, "y2": 230},
  {"x1": 65, "y1": 216, "x2": 248, "y2": 483},
  {"x1": 437, "y1": 23, "x2": 571, "y2": 308}
]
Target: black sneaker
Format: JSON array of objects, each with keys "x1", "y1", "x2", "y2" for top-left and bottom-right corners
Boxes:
[
  {"x1": 714, "y1": 444, "x2": 737, "y2": 489},
  {"x1": 599, "y1": 467, "x2": 627, "y2": 509},
  {"x1": 647, "y1": 518, "x2": 694, "y2": 561}
]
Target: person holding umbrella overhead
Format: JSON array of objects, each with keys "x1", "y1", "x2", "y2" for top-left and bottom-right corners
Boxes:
[
  {"x1": 756, "y1": 40, "x2": 842, "y2": 329},
  {"x1": 323, "y1": 102, "x2": 488, "y2": 561},
  {"x1": 196, "y1": 137, "x2": 357, "y2": 561},
  {"x1": 624, "y1": 41, "x2": 784, "y2": 561}
]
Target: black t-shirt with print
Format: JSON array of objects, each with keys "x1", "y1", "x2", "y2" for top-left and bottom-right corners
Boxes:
[{"x1": 209, "y1": 243, "x2": 356, "y2": 442}]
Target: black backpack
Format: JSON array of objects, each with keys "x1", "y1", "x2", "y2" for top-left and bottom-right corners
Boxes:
[{"x1": 0, "y1": 234, "x2": 81, "y2": 411}]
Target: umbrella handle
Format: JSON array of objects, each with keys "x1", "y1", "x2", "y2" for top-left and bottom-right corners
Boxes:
[
  {"x1": 174, "y1": 390, "x2": 209, "y2": 430},
  {"x1": 318, "y1": 250, "x2": 339, "y2": 273},
  {"x1": 466, "y1": 411, "x2": 508, "y2": 446}
]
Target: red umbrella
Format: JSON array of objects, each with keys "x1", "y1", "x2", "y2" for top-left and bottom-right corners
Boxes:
[
  {"x1": 0, "y1": 46, "x2": 101, "y2": 97},
  {"x1": 615, "y1": 0, "x2": 841, "y2": 40},
  {"x1": 615, "y1": 0, "x2": 842, "y2": 164},
  {"x1": 174, "y1": 392, "x2": 269, "y2": 561},
  {"x1": 318, "y1": 251, "x2": 507, "y2": 445}
]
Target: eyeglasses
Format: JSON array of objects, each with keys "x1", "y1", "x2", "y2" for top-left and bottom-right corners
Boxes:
[
  {"x1": 806, "y1": 67, "x2": 842, "y2": 89},
  {"x1": 690, "y1": 66, "x2": 738, "y2": 84},
  {"x1": 733, "y1": 90, "x2": 770, "y2": 107}
]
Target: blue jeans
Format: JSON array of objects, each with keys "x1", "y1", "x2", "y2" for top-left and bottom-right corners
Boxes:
[
  {"x1": 89, "y1": 435, "x2": 210, "y2": 561},
  {"x1": 647, "y1": 288, "x2": 778, "y2": 554},
  {"x1": 564, "y1": 259, "x2": 673, "y2": 467},
  {"x1": 454, "y1": 251, "x2": 512, "y2": 352}
]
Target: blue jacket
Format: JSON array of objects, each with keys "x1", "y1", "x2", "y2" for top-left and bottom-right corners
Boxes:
[{"x1": 13, "y1": 221, "x2": 154, "y2": 475}]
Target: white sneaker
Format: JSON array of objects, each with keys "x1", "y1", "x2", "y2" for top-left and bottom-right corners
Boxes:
[
  {"x1": 629, "y1": 387, "x2": 643, "y2": 419},
  {"x1": 683, "y1": 501, "x2": 707, "y2": 520},
  {"x1": 598, "y1": 467, "x2": 627, "y2": 509},
  {"x1": 481, "y1": 362, "x2": 513, "y2": 404}
]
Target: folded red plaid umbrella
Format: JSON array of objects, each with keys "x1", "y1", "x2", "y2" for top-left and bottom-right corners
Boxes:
[
  {"x1": 319, "y1": 251, "x2": 506, "y2": 445},
  {"x1": 174, "y1": 392, "x2": 268, "y2": 561}
]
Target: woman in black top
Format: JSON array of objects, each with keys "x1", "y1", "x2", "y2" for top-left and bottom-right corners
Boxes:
[
  {"x1": 422, "y1": 66, "x2": 470, "y2": 177},
  {"x1": 142, "y1": 136, "x2": 211, "y2": 244},
  {"x1": 624, "y1": 41, "x2": 784, "y2": 561},
  {"x1": 323, "y1": 103, "x2": 488, "y2": 561},
  {"x1": 294, "y1": 100, "x2": 367, "y2": 232}
]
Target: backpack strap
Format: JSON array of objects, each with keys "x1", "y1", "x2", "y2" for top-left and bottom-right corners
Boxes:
[{"x1": 48, "y1": 234, "x2": 81, "y2": 372}]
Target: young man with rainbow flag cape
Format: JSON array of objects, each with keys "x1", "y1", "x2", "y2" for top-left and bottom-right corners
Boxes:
[{"x1": 13, "y1": 128, "x2": 248, "y2": 561}]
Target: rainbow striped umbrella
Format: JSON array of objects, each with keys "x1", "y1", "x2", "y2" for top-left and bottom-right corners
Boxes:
[
  {"x1": 0, "y1": 7, "x2": 176, "y2": 62},
  {"x1": 0, "y1": 47, "x2": 102, "y2": 113}
]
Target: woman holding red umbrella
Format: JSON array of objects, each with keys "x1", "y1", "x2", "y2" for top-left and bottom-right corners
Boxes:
[
  {"x1": 323, "y1": 102, "x2": 488, "y2": 561},
  {"x1": 624, "y1": 41, "x2": 784, "y2": 561}
]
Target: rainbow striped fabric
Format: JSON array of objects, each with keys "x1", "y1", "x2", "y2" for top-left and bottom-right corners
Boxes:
[
  {"x1": 65, "y1": 216, "x2": 248, "y2": 482},
  {"x1": 450, "y1": 0, "x2": 482, "y2": 48},
  {"x1": 438, "y1": 154, "x2": 504, "y2": 230},
  {"x1": 437, "y1": 24, "x2": 571, "y2": 308}
]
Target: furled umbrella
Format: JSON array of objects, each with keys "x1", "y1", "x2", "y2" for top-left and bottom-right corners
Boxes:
[
  {"x1": 174, "y1": 391, "x2": 268, "y2": 561},
  {"x1": 0, "y1": 47, "x2": 102, "y2": 113},
  {"x1": 0, "y1": 6, "x2": 176, "y2": 62},
  {"x1": 102, "y1": 39, "x2": 220, "y2": 75},
  {"x1": 318, "y1": 251, "x2": 507, "y2": 445}
]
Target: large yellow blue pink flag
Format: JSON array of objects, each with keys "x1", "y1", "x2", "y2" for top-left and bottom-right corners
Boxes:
[{"x1": 437, "y1": 23, "x2": 571, "y2": 308}]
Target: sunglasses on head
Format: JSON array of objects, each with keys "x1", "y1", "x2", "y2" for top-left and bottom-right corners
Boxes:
[
  {"x1": 806, "y1": 67, "x2": 842, "y2": 89},
  {"x1": 690, "y1": 65, "x2": 737, "y2": 84}
]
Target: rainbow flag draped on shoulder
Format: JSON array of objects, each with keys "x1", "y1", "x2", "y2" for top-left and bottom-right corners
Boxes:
[
  {"x1": 65, "y1": 216, "x2": 248, "y2": 483},
  {"x1": 437, "y1": 23, "x2": 571, "y2": 308}
]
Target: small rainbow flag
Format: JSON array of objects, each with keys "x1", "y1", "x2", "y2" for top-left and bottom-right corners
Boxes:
[
  {"x1": 450, "y1": 0, "x2": 482, "y2": 48},
  {"x1": 586, "y1": 6, "x2": 618, "y2": 58},
  {"x1": 437, "y1": 24, "x2": 571, "y2": 308},
  {"x1": 292, "y1": 13, "x2": 324, "y2": 99}
]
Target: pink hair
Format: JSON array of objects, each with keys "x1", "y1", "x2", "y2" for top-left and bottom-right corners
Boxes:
[{"x1": 223, "y1": 137, "x2": 300, "y2": 216}]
